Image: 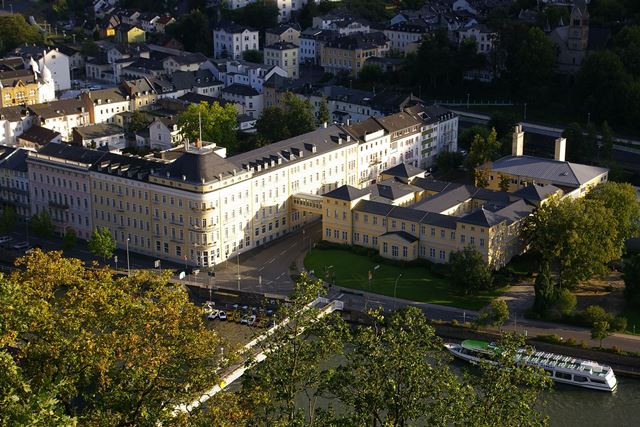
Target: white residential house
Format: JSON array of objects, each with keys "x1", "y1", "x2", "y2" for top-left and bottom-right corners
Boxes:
[
  {"x1": 266, "y1": 24, "x2": 301, "y2": 46},
  {"x1": 162, "y1": 53, "x2": 210, "y2": 76},
  {"x1": 212, "y1": 22, "x2": 259, "y2": 60},
  {"x1": 312, "y1": 12, "x2": 371, "y2": 35},
  {"x1": 80, "y1": 88, "x2": 131, "y2": 125},
  {"x1": 264, "y1": 42, "x2": 299, "y2": 79},
  {"x1": 457, "y1": 24, "x2": 497, "y2": 54},
  {"x1": 0, "y1": 106, "x2": 34, "y2": 146},
  {"x1": 384, "y1": 21, "x2": 429, "y2": 55},
  {"x1": 222, "y1": 84, "x2": 263, "y2": 118},
  {"x1": 28, "y1": 99, "x2": 89, "y2": 141},
  {"x1": 210, "y1": 59, "x2": 287, "y2": 93},
  {"x1": 149, "y1": 117, "x2": 182, "y2": 150},
  {"x1": 72, "y1": 123, "x2": 126, "y2": 151},
  {"x1": 12, "y1": 45, "x2": 72, "y2": 91}
]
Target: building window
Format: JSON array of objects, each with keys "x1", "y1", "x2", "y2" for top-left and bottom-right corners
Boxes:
[
  {"x1": 461, "y1": 234, "x2": 465, "y2": 243},
  {"x1": 429, "y1": 248, "x2": 435, "y2": 258},
  {"x1": 439, "y1": 250, "x2": 445, "y2": 260},
  {"x1": 383, "y1": 242, "x2": 388, "y2": 253},
  {"x1": 402, "y1": 246, "x2": 408, "y2": 258},
  {"x1": 326, "y1": 228, "x2": 331, "y2": 237},
  {"x1": 480, "y1": 238, "x2": 485, "y2": 247},
  {"x1": 392, "y1": 245, "x2": 399, "y2": 257}
]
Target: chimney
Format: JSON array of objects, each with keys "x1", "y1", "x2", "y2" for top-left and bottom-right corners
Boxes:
[
  {"x1": 512, "y1": 124, "x2": 524, "y2": 157},
  {"x1": 554, "y1": 137, "x2": 566, "y2": 162},
  {"x1": 194, "y1": 138, "x2": 202, "y2": 149}
]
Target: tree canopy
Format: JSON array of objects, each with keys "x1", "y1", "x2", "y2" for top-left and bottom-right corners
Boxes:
[
  {"x1": 0, "y1": 251, "x2": 225, "y2": 425},
  {"x1": 88, "y1": 227, "x2": 116, "y2": 263},
  {"x1": 449, "y1": 247, "x2": 494, "y2": 295},
  {"x1": 256, "y1": 93, "x2": 316, "y2": 143},
  {"x1": 166, "y1": 10, "x2": 212, "y2": 55},
  {"x1": 0, "y1": 15, "x2": 43, "y2": 56},
  {"x1": 177, "y1": 101, "x2": 238, "y2": 147}
]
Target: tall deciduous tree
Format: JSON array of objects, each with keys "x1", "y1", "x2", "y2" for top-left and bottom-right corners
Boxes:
[
  {"x1": 317, "y1": 96, "x2": 330, "y2": 126},
  {"x1": 0, "y1": 15, "x2": 43, "y2": 56},
  {"x1": 591, "y1": 321, "x2": 611, "y2": 348},
  {"x1": 522, "y1": 197, "x2": 619, "y2": 289},
  {"x1": 326, "y1": 307, "x2": 464, "y2": 426},
  {"x1": 0, "y1": 251, "x2": 226, "y2": 425},
  {"x1": 511, "y1": 27, "x2": 555, "y2": 96},
  {"x1": 256, "y1": 92, "x2": 316, "y2": 143},
  {"x1": 464, "y1": 128, "x2": 500, "y2": 171},
  {"x1": 30, "y1": 211, "x2": 54, "y2": 238},
  {"x1": 449, "y1": 247, "x2": 494, "y2": 295},
  {"x1": 166, "y1": 10, "x2": 211, "y2": 55},
  {"x1": 586, "y1": 181, "x2": 640, "y2": 250},
  {"x1": 177, "y1": 101, "x2": 238, "y2": 147},
  {"x1": 0, "y1": 206, "x2": 17, "y2": 234},
  {"x1": 88, "y1": 227, "x2": 116, "y2": 263}
]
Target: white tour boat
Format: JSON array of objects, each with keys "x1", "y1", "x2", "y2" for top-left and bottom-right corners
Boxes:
[{"x1": 444, "y1": 339, "x2": 617, "y2": 392}]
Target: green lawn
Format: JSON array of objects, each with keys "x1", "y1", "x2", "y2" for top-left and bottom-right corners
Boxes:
[{"x1": 304, "y1": 249, "x2": 505, "y2": 311}]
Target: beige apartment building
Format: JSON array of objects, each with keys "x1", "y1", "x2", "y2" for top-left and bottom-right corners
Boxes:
[{"x1": 264, "y1": 42, "x2": 299, "y2": 79}]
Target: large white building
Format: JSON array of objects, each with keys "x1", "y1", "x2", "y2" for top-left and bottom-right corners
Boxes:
[
  {"x1": 0, "y1": 106, "x2": 33, "y2": 146},
  {"x1": 12, "y1": 45, "x2": 72, "y2": 91},
  {"x1": 210, "y1": 59, "x2": 287, "y2": 93},
  {"x1": 22, "y1": 104, "x2": 457, "y2": 267},
  {"x1": 212, "y1": 22, "x2": 259, "y2": 60}
]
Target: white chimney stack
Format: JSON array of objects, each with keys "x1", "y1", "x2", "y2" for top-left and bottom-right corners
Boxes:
[
  {"x1": 512, "y1": 124, "x2": 524, "y2": 157},
  {"x1": 554, "y1": 137, "x2": 566, "y2": 162}
]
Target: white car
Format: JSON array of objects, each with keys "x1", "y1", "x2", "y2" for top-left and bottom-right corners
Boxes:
[
  {"x1": 240, "y1": 315, "x2": 250, "y2": 325},
  {"x1": 207, "y1": 309, "x2": 219, "y2": 320},
  {"x1": 12, "y1": 242, "x2": 29, "y2": 250},
  {"x1": 218, "y1": 310, "x2": 227, "y2": 321},
  {"x1": 247, "y1": 315, "x2": 257, "y2": 326},
  {"x1": 0, "y1": 236, "x2": 12, "y2": 245}
]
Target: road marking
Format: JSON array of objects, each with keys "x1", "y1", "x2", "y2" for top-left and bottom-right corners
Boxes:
[
  {"x1": 267, "y1": 258, "x2": 275, "y2": 264},
  {"x1": 275, "y1": 272, "x2": 285, "y2": 280},
  {"x1": 337, "y1": 293, "x2": 344, "y2": 300},
  {"x1": 258, "y1": 266, "x2": 265, "y2": 271},
  {"x1": 279, "y1": 249, "x2": 287, "y2": 255}
]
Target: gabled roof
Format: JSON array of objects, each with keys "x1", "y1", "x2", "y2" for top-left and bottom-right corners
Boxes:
[
  {"x1": 382, "y1": 162, "x2": 423, "y2": 179},
  {"x1": 157, "y1": 149, "x2": 239, "y2": 184},
  {"x1": 266, "y1": 23, "x2": 301, "y2": 35},
  {"x1": 223, "y1": 83, "x2": 259, "y2": 97},
  {"x1": 489, "y1": 155, "x2": 609, "y2": 188},
  {"x1": 74, "y1": 123, "x2": 125, "y2": 140},
  {"x1": 34, "y1": 142, "x2": 106, "y2": 165},
  {"x1": 511, "y1": 184, "x2": 561, "y2": 202},
  {"x1": 19, "y1": 126, "x2": 61, "y2": 145},
  {"x1": 28, "y1": 99, "x2": 87, "y2": 119},
  {"x1": 380, "y1": 231, "x2": 419, "y2": 243},
  {"x1": 0, "y1": 146, "x2": 28, "y2": 172},
  {"x1": 214, "y1": 21, "x2": 257, "y2": 33},
  {"x1": 324, "y1": 184, "x2": 369, "y2": 201},
  {"x1": 459, "y1": 206, "x2": 505, "y2": 227}
]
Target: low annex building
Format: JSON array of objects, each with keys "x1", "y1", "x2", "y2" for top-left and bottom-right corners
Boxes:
[{"x1": 322, "y1": 126, "x2": 609, "y2": 269}]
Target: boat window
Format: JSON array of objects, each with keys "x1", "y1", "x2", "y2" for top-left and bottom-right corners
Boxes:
[
  {"x1": 574, "y1": 375, "x2": 588, "y2": 382},
  {"x1": 590, "y1": 378, "x2": 605, "y2": 384},
  {"x1": 555, "y1": 371, "x2": 572, "y2": 380}
]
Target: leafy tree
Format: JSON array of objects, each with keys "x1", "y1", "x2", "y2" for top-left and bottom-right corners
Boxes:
[
  {"x1": 562, "y1": 122, "x2": 586, "y2": 163},
  {"x1": 358, "y1": 64, "x2": 383, "y2": 84},
  {"x1": 574, "y1": 51, "x2": 632, "y2": 126},
  {"x1": 473, "y1": 167, "x2": 489, "y2": 188},
  {"x1": 0, "y1": 250, "x2": 225, "y2": 425},
  {"x1": 591, "y1": 320, "x2": 611, "y2": 348},
  {"x1": 256, "y1": 92, "x2": 316, "y2": 143},
  {"x1": 317, "y1": 96, "x2": 330, "y2": 126},
  {"x1": 30, "y1": 211, "x2": 54, "y2": 239},
  {"x1": 166, "y1": 10, "x2": 211, "y2": 55},
  {"x1": 511, "y1": 27, "x2": 555, "y2": 96},
  {"x1": 522, "y1": 196, "x2": 619, "y2": 289},
  {"x1": 498, "y1": 173, "x2": 511, "y2": 192},
  {"x1": 553, "y1": 288, "x2": 577, "y2": 317},
  {"x1": 461, "y1": 334, "x2": 552, "y2": 426},
  {"x1": 583, "y1": 305, "x2": 613, "y2": 326},
  {"x1": 435, "y1": 150, "x2": 463, "y2": 175},
  {"x1": 458, "y1": 125, "x2": 489, "y2": 151},
  {"x1": 241, "y1": 274, "x2": 347, "y2": 425},
  {"x1": 88, "y1": 227, "x2": 116, "y2": 263},
  {"x1": 80, "y1": 39, "x2": 100, "y2": 58},
  {"x1": 533, "y1": 261, "x2": 555, "y2": 314},
  {"x1": 449, "y1": 247, "x2": 493, "y2": 295},
  {"x1": 0, "y1": 15, "x2": 43, "y2": 56},
  {"x1": 623, "y1": 253, "x2": 640, "y2": 306},
  {"x1": 489, "y1": 299, "x2": 510, "y2": 327},
  {"x1": 612, "y1": 25, "x2": 640, "y2": 76},
  {"x1": 125, "y1": 111, "x2": 151, "y2": 137},
  {"x1": 464, "y1": 128, "x2": 500, "y2": 170},
  {"x1": 242, "y1": 49, "x2": 263, "y2": 63},
  {"x1": 177, "y1": 101, "x2": 238, "y2": 147},
  {"x1": 0, "y1": 206, "x2": 17, "y2": 234},
  {"x1": 222, "y1": 1, "x2": 279, "y2": 34},
  {"x1": 587, "y1": 181, "x2": 640, "y2": 250},
  {"x1": 344, "y1": 0, "x2": 389, "y2": 22},
  {"x1": 61, "y1": 228, "x2": 77, "y2": 251},
  {"x1": 600, "y1": 121, "x2": 614, "y2": 161},
  {"x1": 326, "y1": 307, "x2": 463, "y2": 426}
]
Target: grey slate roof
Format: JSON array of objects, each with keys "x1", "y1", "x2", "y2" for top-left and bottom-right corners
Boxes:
[
  {"x1": 158, "y1": 149, "x2": 240, "y2": 184},
  {"x1": 353, "y1": 199, "x2": 395, "y2": 216},
  {"x1": 34, "y1": 142, "x2": 106, "y2": 165},
  {"x1": 74, "y1": 123, "x2": 125, "y2": 140},
  {"x1": 324, "y1": 185, "x2": 369, "y2": 201},
  {"x1": 223, "y1": 84, "x2": 260, "y2": 97},
  {"x1": 0, "y1": 146, "x2": 28, "y2": 172},
  {"x1": 511, "y1": 184, "x2": 562, "y2": 202},
  {"x1": 19, "y1": 126, "x2": 60, "y2": 145},
  {"x1": 490, "y1": 155, "x2": 608, "y2": 188},
  {"x1": 382, "y1": 162, "x2": 423, "y2": 179}
]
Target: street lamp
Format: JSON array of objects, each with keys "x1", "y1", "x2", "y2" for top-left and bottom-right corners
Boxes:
[
  {"x1": 393, "y1": 273, "x2": 403, "y2": 311},
  {"x1": 126, "y1": 237, "x2": 130, "y2": 276}
]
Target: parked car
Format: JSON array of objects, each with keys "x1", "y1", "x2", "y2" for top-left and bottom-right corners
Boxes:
[
  {"x1": 12, "y1": 242, "x2": 29, "y2": 250},
  {"x1": 247, "y1": 315, "x2": 257, "y2": 326},
  {"x1": 218, "y1": 310, "x2": 227, "y2": 321},
  {"x1": 207, "y1": 309, "x2": 219, "y2": 321},
  {"x1": 240, "y1": 314, "x2": 250, "y2": 325}
]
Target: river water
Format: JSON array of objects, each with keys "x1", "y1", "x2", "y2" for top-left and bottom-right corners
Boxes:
[{"x1": 544, "y1": 376, "x2": 640, "y2": 427}]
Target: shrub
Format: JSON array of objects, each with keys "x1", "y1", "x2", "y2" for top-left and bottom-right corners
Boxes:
[
  {"x1": 583, "y1": 305, "x2": 613, "y2": 326},
  {"x1": 611, "y1": 316, "x2": 628, "y2": 332},
  {"x1": 553, "y1": 288, "x2": 577, "y2": 316}
]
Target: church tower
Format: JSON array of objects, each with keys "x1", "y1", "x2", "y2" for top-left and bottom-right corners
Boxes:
[{"x1": 568, "y1": 0, "x2": 589, "y2": 52}]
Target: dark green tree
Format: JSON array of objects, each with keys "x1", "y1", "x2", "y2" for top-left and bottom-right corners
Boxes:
[
  {"x1": 533, "y1": 261, "x2": 555, "y2": 314},
  {"x1": 256, "y1": 106, "x2": 290, "y2": 143},
  {"x1": 449, "y1": 247, "x2": 493, "y2": 295},
  {"x1": 623, "y1": 253, "x2": 640, "y2": 307},
  {"x1": 464, "y1": 128, "x2": 500, "y2": 170},
  {"x1": 177, "y1": 101, "x2": 238, "y2": 147},
  {"x1": 242, "y1": 49, "x2": 263, "y2": 63},
  {"x1": 166, "y1": 10, "x2": 211, "y2": 55},
  {"x1": 256, "y1": 92, "x2": 316, "y2": 143},
  {"x1": 30, "y1": 211, "x2": 54, "y2": 239},
  {"x1": 563, "y1": 122, "x2": 587, "y2": 163},
  {"x1": 61, "y1": 228, "x2": 77, "y2": 251},
  {"x1": 435, "y1": 150, "x2": 463, "y2": 175},
  {"x1": 125, "y1": 111, "x2": 151, "y2": 137},
  {"x1": 511, "y1": 27, "x2": 556, "y2": 96},
  {"x1": 600, "y1": 121, "x2": 614, "y2": 161},
  {"x1": 591, "y1": 321, "x2": 611, "y2": 348},
  {"x1": 317, "y1": 96, "x2": 330, "y2": 126},
  {"x1": 587, "y1": 181, "x2": 640, "y2": 250},
  {"x1": 0, "y1": 206, "x2": 18, "y2": 235},
  {"x1": 0, "y1": 15, "x2": 43, "y2": 56}
]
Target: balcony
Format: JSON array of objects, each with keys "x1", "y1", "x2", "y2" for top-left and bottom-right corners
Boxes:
[
  {"x1": 48, "y1": 201, "x2": 69, "y2": 210},
  {"x1": 191, "y1": 204, "x2": 215, "y2": 212},
  {"x1": 189, "y1": 223, "x2": 215, "y2": 232}
]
